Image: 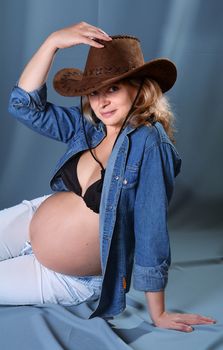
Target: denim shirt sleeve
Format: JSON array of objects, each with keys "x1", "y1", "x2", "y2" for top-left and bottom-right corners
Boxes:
[
  {"x1": 133, "y1": 140, "x2": 181, "y2": 292},
  {"x1": 8, "y1": 84, "x2": 83, "y2": 143}
]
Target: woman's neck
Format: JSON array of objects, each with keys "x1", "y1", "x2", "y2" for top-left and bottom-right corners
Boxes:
[{"x1": 105, "y1": 125, "x2": 122, "y2": 138}]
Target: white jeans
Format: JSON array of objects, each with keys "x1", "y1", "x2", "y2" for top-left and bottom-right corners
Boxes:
[{"x1": 0, "y1": 195, "x2": 102, "y2": 306}]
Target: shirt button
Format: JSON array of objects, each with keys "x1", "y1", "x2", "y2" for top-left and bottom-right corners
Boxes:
[
  {"x1": 123, "y1": 179, "x2": 128, "y2": 185},
  {"x1": 115, "y1": 176, "x2": 119, "y2": 180}
]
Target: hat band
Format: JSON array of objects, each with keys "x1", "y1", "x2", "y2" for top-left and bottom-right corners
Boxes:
[{"x1": 84, "y1": 64, "x2": 139, "y2": 78}]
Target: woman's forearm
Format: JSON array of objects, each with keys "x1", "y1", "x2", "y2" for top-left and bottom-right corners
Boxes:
[
  {"x1": 145, "y1": 290, "x2": 165, "y2": 324},
  {"x1": 18, "y1": 34, "x2": 58, "y2": 92}
]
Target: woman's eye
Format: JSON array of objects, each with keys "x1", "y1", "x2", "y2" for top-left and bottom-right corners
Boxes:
[
  {"x1": 108, "y1": 85, "x2": 119, "y2": 93},
  {"x1": 89, "y1": 91, "x2": 98, "y2": 97},
  {"x1": 89, "y1": 85, "x2": 119, "y2": 97}
]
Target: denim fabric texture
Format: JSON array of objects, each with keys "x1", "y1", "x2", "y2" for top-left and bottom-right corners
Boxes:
[{"x1": 8, "y1": 84, "x2": 181, "y2": 318}]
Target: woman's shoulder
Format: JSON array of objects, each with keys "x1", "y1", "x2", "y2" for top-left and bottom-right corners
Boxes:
[
  {"x1": 135, "y1": 122, "x2": 173, "y2": 149},
  {"x1": 137, "y1": 123, "x2": 181, "y2": 176}
]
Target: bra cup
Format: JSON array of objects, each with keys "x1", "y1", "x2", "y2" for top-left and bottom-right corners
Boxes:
[
  {"x1": 60, "y1": 155, "x2": 82, "y2": 196},
  {"x1": 83, "y1": 182, "x2": 102, "y2": 213},
  {"x1": 83, "y1": 169, "x2": 105, "y2": 213},
  {"x1": 59, "y1": 153, "x2": 105, "y2": 214}
]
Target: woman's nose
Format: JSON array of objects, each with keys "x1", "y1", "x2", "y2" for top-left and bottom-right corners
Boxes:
[{"x1": 98, "y1": 93, "x2": 110, "y2": 108}]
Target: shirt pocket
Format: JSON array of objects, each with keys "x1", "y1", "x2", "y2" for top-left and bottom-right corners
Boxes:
[{"x1": 122, "y1": 164, "x2": 140, "y2": 189}]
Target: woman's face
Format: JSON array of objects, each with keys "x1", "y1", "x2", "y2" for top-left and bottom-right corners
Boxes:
[{"x1": 88, "y1": 81, "x2": 137, "y2": 130}]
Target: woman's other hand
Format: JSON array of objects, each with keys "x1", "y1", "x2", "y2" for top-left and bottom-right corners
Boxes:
[
  {"x1": 145, "y1": 291, "x2": 216, "y2": 333},
  {"x1": 154, "y1": 311, "x2": 216, "y2": 332}
]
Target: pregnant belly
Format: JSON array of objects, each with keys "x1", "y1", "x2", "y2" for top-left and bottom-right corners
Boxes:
[{"x1": 29, "y1": 192, "x2": 102, "y2": 276}]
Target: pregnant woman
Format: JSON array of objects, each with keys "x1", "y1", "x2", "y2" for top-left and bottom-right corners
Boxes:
[{"x1": 1, "y1": 21, "x2": 215, "y2": 331}]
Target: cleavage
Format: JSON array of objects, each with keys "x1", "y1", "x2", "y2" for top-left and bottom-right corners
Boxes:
[{"x1": 76, "y1": 151, "x2": 103, "y2": 197}]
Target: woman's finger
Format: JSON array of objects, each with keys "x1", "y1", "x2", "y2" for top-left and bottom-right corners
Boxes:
[
  {"x1": 84, "y1": 30, "x2": 112, "y2": 42},
  {"x1": 78, "y1": 22, "x2": 111, "y2": 41},
  {"x1": 79, "y1": 36, "x2": 105, "y2": 48},
  {"x1": 175, "y1": 313, "x2": 216, "y2": 325},
  {"x1": 171, "y1": 322, "x2": 193, "y2": 332},
  {"x1": 82, "y1": 22, "x2": 111, "y2": 37}
]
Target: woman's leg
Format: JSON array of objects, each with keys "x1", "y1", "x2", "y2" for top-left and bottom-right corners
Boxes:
[
  {"x1": 0, "y1": 252, "x2": 102, "y2": 305},
  {"x1": 0, "y1": 193, "x2": 102, "y2": 306},
  {"x1": 0, "y1": 195, "x2": 51, "y2": 261}
]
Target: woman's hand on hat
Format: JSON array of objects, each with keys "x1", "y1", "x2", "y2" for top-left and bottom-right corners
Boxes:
[
  {"x1": 153, "y1": 311, "x2": 216, "y2": 332},
  {"x1": 49, "y1": 21, "x2": 112, "y2": 50}
]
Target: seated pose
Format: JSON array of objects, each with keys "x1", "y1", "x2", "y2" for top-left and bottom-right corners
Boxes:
[{"x1": 1, "y1": 22, "x2": 215, "y2": 331}]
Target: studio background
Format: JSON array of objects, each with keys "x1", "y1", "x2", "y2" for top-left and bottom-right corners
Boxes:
[
  {"x1": 1, "y1": 0, "x2": 222, "y2": 240},
  {"x1": 1, "y1": 2, "x2": 223, "y2": 348}
]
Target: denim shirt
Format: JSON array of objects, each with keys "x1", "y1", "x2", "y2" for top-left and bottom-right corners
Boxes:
[{"x1": 8, "y1": 84, "x2": 181, "y2": 318}]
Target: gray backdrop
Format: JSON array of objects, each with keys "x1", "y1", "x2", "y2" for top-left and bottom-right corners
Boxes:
[{"x1": 1, "y1": 0, "x2": 223, "y2": 233}]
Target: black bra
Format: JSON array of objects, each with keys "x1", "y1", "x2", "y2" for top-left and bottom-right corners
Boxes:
[{"x1": 60, "y1": 153, "x2": 105, "y2": 214}]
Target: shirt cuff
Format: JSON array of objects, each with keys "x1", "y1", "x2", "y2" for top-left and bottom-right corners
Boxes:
[{"x1": 133, "y1": 260, "x2": 169, "y2": 292}]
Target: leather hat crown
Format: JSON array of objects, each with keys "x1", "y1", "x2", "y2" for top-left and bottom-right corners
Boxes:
[{"x1": 53, "y1": 35, "x2": 177, "y2": 97}]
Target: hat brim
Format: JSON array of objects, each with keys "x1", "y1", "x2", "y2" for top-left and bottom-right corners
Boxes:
[{"x1": 53, "y1": 58, "x2": 177, "y2": 97}]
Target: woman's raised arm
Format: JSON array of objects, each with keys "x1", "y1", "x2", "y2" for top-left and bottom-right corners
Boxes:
[{"x1": 18, "y1": 21, "x2": 111, "y2": 92}]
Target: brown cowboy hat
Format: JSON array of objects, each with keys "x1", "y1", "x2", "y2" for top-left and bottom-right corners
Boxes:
[{"x1": 53, "y1": 35, "x2": 177, "y2": 97}]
